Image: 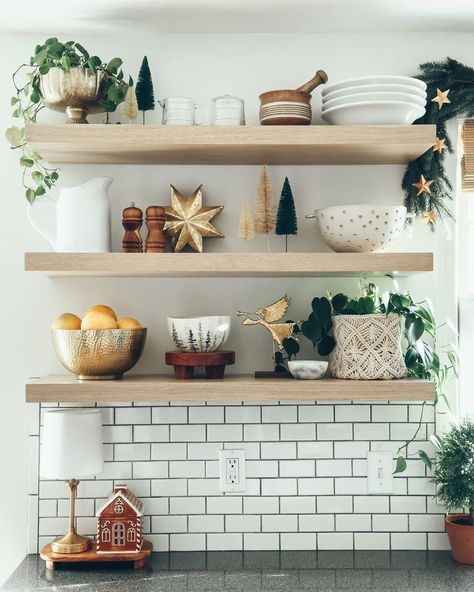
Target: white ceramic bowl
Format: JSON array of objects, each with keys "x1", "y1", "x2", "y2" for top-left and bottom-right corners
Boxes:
[
  {"x1": 167, "y1": 315, "x2": 230, "y2": 353},
  {"x1": 322, "y1": 75, "x2": 427, "y2": 97},
  {"x1": 321, "y1": 100, "x2": 425, "y2": 125},
  {"x1": 307, "y1": 205, "x2": 407, "y2": 253},
  {"x1": 322, "y1": 83, "x2": 427, "y2": 103},
  {"x1": 322, "y1": 91, "x2": 426, "y2": 110},
  {"x1": 288, "y1": 360, "x2": 328, "y2": 380}
]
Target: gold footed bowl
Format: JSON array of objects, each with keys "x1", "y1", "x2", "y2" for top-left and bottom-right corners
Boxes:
[
  {"x1": 52, "y1": 328, "x2": 147, "y2": 380},
  {"x1": 40, "y1": 67, "x2": 107, "y2": 124}
]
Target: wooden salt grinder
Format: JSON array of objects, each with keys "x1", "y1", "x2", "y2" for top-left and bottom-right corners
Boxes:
[
  {"x1": 122, "y1": 204, "x2": 143, "y2": 253},
  {"x1": 145, "y1": 206, "x2": 166, "y2": 253}
]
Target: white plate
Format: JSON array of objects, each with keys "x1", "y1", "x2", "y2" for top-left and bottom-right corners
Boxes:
[
  {"x1": 321, "y1": 100, "x2": 425, "y2": 125},
  {"x1": 323, "y1": 83, "x2": 426, "y2": 103},
  {"x1": 322, "y1": 75, "x2": 426, "y2": 97},
  {"x1": 322, "y1": 91, "x2": 426, "y2": 110}
]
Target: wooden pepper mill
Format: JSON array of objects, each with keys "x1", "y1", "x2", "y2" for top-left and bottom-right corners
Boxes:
[
  {"x1": 145, "y1": 206, "x2": 166, "y2": 253},
  {"x1": 122, "y1": 203, "x2": 143, "y2": 253}
]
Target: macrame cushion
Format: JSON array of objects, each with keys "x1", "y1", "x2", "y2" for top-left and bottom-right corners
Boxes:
[{"x1": 329, "y1": 313, "x2": 407, "y2": 380}]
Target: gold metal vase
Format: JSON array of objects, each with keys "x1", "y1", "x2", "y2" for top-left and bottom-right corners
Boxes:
[{"x1": 39, "y1": 67, "x2": 107, "y2": 124}]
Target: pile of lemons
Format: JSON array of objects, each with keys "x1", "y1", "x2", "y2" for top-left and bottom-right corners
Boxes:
[{"x1": 52, "y1": 304, "x2": 142, "y2": 331}]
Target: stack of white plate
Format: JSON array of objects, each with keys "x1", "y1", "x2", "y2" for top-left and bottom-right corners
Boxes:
[{"x1": 321, "y1": 76, "x2": 427, "y2": 125}]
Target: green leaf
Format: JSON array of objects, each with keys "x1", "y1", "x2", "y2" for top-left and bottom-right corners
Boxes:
[
  {"x1": 448, "y1": 351, "x2": 459, "y2": 376},
  {"x1": 407, "y1": 317, "x2": 424, "y2": 344},
  {"x1": 99, "y1": 99, "x2": 117, "y2": 112},
  {"x1": 312, "y1": 297, "x2": 332, "y2": 331},
  {"x1": 393, "y1": 456, "x2": 407, "y2": 475},
  {"x1": 106, "y1": 57, "x2": 122, "y2": 73},
  {"x1": 10, "y1": 96, "x2": 19, "y2": 105},
  {"x1": 25, "y1": 188, "x2": 36, "y2": 203},
  {"x1": 107, "y1": 84, "x2": 120, "y2": 102},
  {"x1": 31, "y1": 171, "x2": 43, "y2": 185},
  {"x1": 128, "y1": 75, "x2": 134, "y2": 87},
  {"x1": 74, "y1": 43, "x2": 89, "y2": 59},
  {"x1": 38, "y1": 63, "x2": 51, "y2": 75},
  {"x1": 331, "y1": 293, "x2": 348, "y2": 313},
  {"x1": 5, "y1": 126, "x2": 22, "y2": 146},
  {"x1": 274, "y1": 351, "x2": 283, "y2": 366},
  {"x1": 283, "y1": 337, "x2": 300, "y2": 357},
  {"x1": 51, "y1": 171, "x2": 59, "y2": 182},
  {"x1": 30, "y1": 88, "x2": 41, "y2": 104},
  {"x1": 318, "y1": 335, "x2": 336, "y2": 357},
  {"x1": 60, "y1": 54, "x2": 71, "y2": 70},
  {"x1": 35, "y1": 185, "x2": 46, "y2": 197},
  {"x1": 358, "y1": 296, "x2": 375, "y2": 314},
  {"x1": 418, "y1": 450, "x2": 432, "y2": 470},
  {"x1": 20, "y1": 157, "x2": 34, "y2": 168}
]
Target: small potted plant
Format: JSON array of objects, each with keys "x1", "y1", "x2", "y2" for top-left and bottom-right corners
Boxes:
[{"x1": 432, "y1": 418, "x2": 474, "y2": 564}]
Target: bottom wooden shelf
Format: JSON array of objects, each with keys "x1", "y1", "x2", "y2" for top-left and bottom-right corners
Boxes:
[{"x1": 26, "y1": 374, "x2": 434, "y2": 403}]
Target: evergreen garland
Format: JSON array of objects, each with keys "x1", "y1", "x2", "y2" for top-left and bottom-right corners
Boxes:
[
  {"x1": 135, "y1": 56, "x2": 155, "y2": 124},
  {"x1": 403, "y1": 58, "x2": 474, "y2": 227},
  {"x1": 276, "y1": 177, "x2": 298, "y2": 252}
]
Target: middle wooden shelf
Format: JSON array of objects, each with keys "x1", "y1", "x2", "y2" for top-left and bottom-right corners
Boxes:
[{"x1": 25, "y1": 251, "x2": 433, "y2": 277}]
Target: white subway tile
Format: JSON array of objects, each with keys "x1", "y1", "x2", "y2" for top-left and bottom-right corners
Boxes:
[
  {"x1": 261, "y1": 442, "x2": 296, "y2": 459},
  {"x1": 372, "y1": 405, "x2": 407, "y2": 422},
  {"x1": 335, "y1": 405, "x2": 371, "y2": 422},
  {"x1": 336, "y1": 514, "x2": 371, "y2": 532},
  {"x1": 390, "y1": 423, "x2": 426, "y2": 441},
  {"x1": 318, "y1": 496, "x2": 352, "y2": 513},
  {"x1": 188, "y1": 515, "x2": 224, "y2": 532},
  {"x1": 408, "y1": 478, "x2": 436, "y2": 495},
  {"x1": 318, "y1": 423, "x2": 353, "y2": 440},
  {"x1": 410, "y1": 404, "x2": 434, "y2": 423},
  {"x1": 373, "y1": 514, "x2": 408, "y2": 532},
  {"x1": 78, "y1": 480, "x2": 114, "y2": 498},
  {"x1": 352, "y1": 459, "x2": 367, "y2": 476},
  {"x1": 146, "y1": 534, "x2": 169, "y2": 551},
  {"x1": 118, "y1": 479, "x2": 150, "y2": 497},
  {"x1": 281, "y1": 424, "x2": 315, "y2": 441},
  {"x1": 57, "y1": 498, "x2": 94, "y2": 517},
  {"x1": 170, "y1": 534, "x2": 205, "y2": 551},
  {"x1": 280, "y1": 496, "x2": 315, "y2": 514},
  {"x1": 355, "y1": 533, "x2": 390, "y2": 550},
  {"x1": 298, "y1": 478, "x2": 334, "y2": 495},
  {"x1": 134, "y1": 425, "x2": 169, "y2": 442},
  {"x1": 354, "y1": 423, "x2": 389, "y2": 440},
  {"x1": 317, "y1": 459, "x2": 352, "y2": 477},
  {"x1": 76, "y1": 517, "x2": 97, "y2": 535},
  {"x1": 334, "y1": 478, "x2": 367, "y2": 495},
  {"x1": 171, "y1": 425, "x2": 206, "y2": 442},
  {"x1": 281, "y1": 533, "x2": 316, "y2": 550},
  {"x1": 226, "y1": 515, "x2": 260, "y2": 532},
  {"x1": 391, "y1": 495, "x2": 426, "y2": 513},
  {"x1": 151, "y1": 479, "x2": 187, "y2": 497},
  {"x1": 153, "y1": 407, "x2": 188, "y2": 424},
  {"x1": 225, "y1": 442, "x2": 260, "y2": 459},
  {"x1": 189, "y1": 407, "x2": 224, "y2": 424},
  {"x1": 409, "y1": 514, "x2": 445, "y2": 532},
  {"x1": 152, "y1": 443, "x2": 187, "y2": 460},
  {"x1": 188, "y1": 478, "x2": 220, "y2": 496},
  {"x1": 298, "y1": 406, "x2": 334, "y2": 423},
  {"x1": 244, "y1": 424, "x2": 279, "y2": 441},
  {"x1": 244, "y1": 497, "x2": 279, "y2": 514},
  {"x1": 99, "y1": 461, "x2": 132, "y2": 480},
  {"x1": 103, "y1": 425, "x2": 132, "y2": 443},
  {"x1": 169, "y1": 461, "x2": 205, "y2": 478},
  {"x1": 244, "y1": 533, "x2": 279, "y2": 550},
  {"x1": 27, "y1": 496, "x2": 39, "y2": 554},
  {"x1": 262, "y1": 406, "x2": 297, "y2": 423},
  {"x1": 208, "y1": 533, "x2": 242, "y2": 550},
  {"x1": 115, "y1": 407, "x2": 150, "y2": 424},
  {"x1": 428, "y1": 533, "x2": 450, "y2": 550},
  {"x1": 261, "y1": 478, "x2": 296, "y2": 496},
  {"x1": 39, "y1": 499, "x2": 56, "y2": 517},
  {"x1": 114, "y1": 443, "x2": 150, "y2": 461},
  {"x1": 133, "y1": 461, "x2": 168, "y2": 479},
  {"x1": 280, "y1": 460, "x2": 315, "y2": 477},
  {"x1": 334, "y1": 441, "x2": 369, "y2": 458},
  {"x1": 207, "y1": 424, "x2": 242, "y2": 442},
  {"x1": 152, "y1": 515, "x2": 187, "y2": 533},
  {"x1": 298, "y1": 442, "x2": 333, "y2": 459},
  {"x1": 393, "y1": 477, "x2": 408, "y2": 495},
  {"x1": 427, "y1": 497, "x2": 446, "y2": 513},
  {"x1": 226, "y1": 407, "x2": 261, "y2": 423},
  {"x1": 262, "y1": 514, "x2": 297, "y2": 532},
  {"x1": 39, "y1": 517, "x2": 69, "y2": 536},
  {"x1": 353, "y1": 496, "x2": 389, "y2": 513},
  {"x1": 391, "y1": 532, "x2": 426, "y2": 550},
  {"x1": 205, "y1": 460, "x2": 219, "y2": 478},
  {"x1": 318, "y1": 533, "x2": 353, "y2": 550},
  {"x1": 169, "y1": 497, "x2": 205, "y2": 514},
  {"x1": 188, "y1": 442, "x2": 222, "y2": 459},
  {"x1": 299, "y1": 515, "x2": 334, "y2": 532},
  {"x1": 246, "y1": 460, "x2": 278, "y2": 478},
  {"x1": 208, "y1": 496, "x2": 242, "y2": 514},
  {"x1": 142, "y1": 497, "x2": 168, "y2": 515}
]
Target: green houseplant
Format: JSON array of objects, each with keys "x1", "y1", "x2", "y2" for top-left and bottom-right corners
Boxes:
[
  {"x1": 6, "y1": 38, "x2": 128, "y2": 203},
  {"x1": 432, "y1": 418, "x2": 474, "y2": 564}
]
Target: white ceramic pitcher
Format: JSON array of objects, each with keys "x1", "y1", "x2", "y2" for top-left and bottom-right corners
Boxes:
[{"x1": 27, "y1": 177, "x2": 112, "y2": 252}]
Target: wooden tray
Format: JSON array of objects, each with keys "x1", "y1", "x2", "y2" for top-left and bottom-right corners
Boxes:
[
  {"x1": 165, "y1": 350, "x2": 235, "y2": 379},
  {"x1": 40, "y1": 540, "x2": 153, "y2": 570}
]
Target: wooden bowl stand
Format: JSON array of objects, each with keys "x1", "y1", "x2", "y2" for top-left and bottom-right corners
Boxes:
[
  {"x1": 40, "y1": 540, "x2": 153, "y2": 570},
  {"x1": 165, "y1": 350, "x2": 235, "y2": 379}
]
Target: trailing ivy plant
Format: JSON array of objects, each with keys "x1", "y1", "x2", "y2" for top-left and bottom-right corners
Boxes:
[
  {"x1": 292, "y1": 283, "x2": 458, "y2": 473},
  {"x1": 6, "y1": 38, "x2": 128, "y2": 203}
]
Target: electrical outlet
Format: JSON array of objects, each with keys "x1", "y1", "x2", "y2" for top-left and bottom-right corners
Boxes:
[
  {"x1": 219, "y1": 449, "x2": 246, "y2": 492},
  {"x1": 367, "y1": 451, "x2": 394, "y2": 494}
]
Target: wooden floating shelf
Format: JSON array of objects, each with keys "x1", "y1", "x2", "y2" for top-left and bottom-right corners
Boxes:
[
  {"x1": 26, "y1": 375, "x2": 434, "y2": 403},
  {"x1": 24, "y1": 252, "x2": 433, "y2": 278},
  {"x1": 25, "y1": 124, "x2": 436, "y2": 165}
]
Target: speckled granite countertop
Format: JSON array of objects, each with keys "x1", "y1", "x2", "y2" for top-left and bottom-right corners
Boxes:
[{"x1": 3, "y1": 550, "x2": 474, "y2": 592}]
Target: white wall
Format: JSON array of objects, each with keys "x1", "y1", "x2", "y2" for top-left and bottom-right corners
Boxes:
[{"x1": 1, "y1": 30, "x2": 471, "y2": 583}]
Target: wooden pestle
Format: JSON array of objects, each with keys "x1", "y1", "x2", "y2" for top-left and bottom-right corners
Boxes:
[{"x1": 295, "y1": 70, "x2": 328, "y2": 94}]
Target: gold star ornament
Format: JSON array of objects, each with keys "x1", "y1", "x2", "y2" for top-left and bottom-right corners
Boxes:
[
  {"x1": 431, "y1": 88, "x2": 451, "y2": 110},
  {"x1": 412, "y1": 175, "x2": 433, "y2": 196},
  {"x1": 423, "y1": 210, "x2": 437, "y2": 226},
  {"x1": 433, "y1": 137, "x2": 447, "y2": 153},
  {"x1": 163, "y1": 185, "x2": 224, "y2": 252}
]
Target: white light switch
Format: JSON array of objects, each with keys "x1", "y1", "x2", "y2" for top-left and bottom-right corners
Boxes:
[
  {"x1": 219, "y1": 449, "x2": 246, "y2": 493},
  {"x1": 367, "y1": 451, "x2": 394, "y2": 494}
]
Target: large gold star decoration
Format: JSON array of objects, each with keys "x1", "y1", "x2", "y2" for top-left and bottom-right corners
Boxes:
[
  {"x1": 163, "y1": 185, "x2": 224, "y2": 252},
  {"x1": 431, "y1": 88, "x2": 451, "y2": 110},
  {"x1": 412, "y1": 175, "x2": 433, "y2": 196},
  {"x1": 433, "y1": 137, "x2": 447, "y2": 153},
  {"x1": 423, "y1": 210, "x2": 437, "y2": 226}
]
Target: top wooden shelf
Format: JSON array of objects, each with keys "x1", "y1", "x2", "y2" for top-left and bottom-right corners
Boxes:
[{"x1": 25, "y1": 124, "x2": 436, "y2": 165}]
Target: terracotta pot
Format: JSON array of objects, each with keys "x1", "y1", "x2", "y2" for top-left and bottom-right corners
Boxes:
[{"x1": 446, "y1": 514, "x2": 474, "y2": 564}]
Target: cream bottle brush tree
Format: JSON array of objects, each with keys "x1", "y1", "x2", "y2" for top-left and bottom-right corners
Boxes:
[
  {"x1": 123, "y1": 77, "x2": 139, "y2": 123},
  {"x1": 254, "y1": 165, "x2": 276, "y2": 252},
  {"x1": 238, "y1": 200, "x2": 255, "y2": 250}
]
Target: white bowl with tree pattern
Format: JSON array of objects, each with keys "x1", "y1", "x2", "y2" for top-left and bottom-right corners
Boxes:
[{"x1": 167, "y1": 316, "x2": 231, "y2": 353}]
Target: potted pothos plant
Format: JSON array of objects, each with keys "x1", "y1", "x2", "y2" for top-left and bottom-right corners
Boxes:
[
  {"x1": 432, "y1": 418, "x2": 474, "y2": 564},
  {"x1": 6, "y1": 37, "x2": 128, "y2": 203}
]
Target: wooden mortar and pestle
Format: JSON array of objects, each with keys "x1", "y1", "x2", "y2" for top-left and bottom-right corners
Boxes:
[{"x1": 259, "y1": 70, "x2": 328, "y2": 125}]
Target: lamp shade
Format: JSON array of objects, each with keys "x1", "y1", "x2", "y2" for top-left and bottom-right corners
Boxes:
[{"x1": 41, "y1": 409, "x2": 104, "y2": 479}]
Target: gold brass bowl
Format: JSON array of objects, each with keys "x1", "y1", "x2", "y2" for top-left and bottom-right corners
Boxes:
[
  {"x1": 40, "y1": 67, "x2": 107, "y2": 123},
  {"x1": 52, "y1": 328, "x2": 147, "y2": 380}
]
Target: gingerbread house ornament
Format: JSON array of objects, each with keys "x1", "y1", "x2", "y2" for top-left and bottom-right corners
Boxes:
[{"x1": 96, "y1": 485, "x2": 144, "y2": 554}]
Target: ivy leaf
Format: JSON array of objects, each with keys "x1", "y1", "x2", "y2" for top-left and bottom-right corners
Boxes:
[
  {"x1": 30, "y1": 88, "x2": 41, "y2": 104},
  {"x1": 5, "y1": 126, "x2": 22, "y2": 146},
  {"x1": 283, "y1": 337, "x2": 300, "y2": 358},
  {"x1": 448, "y1": 351, "x2": 459, "y2": 377},
  {"x1": 318, "y1": 335, "x2": 336, "y2": 357},
  {"x1": 418, "y1": 450, "x2": 432, "y2": 470},
  {"x1": 31, "y1": 171, "x2": 43, "y2": 185},
  {"x1": 20, "y1": 157, "x2": 34, "y2": 168},
  {"x1": 407, "y1": 317, "x2": 424, "y2": 344},
  {"x1": 106, "y1": 57, "x2": 122, "y2": 73},
  {"x1": 312, "y1": 297, "x2": 332, "y2": 331},
  {"x1": 358, "y1": 296, "x2": 375, "y2": 314},
  {"x1": 25, "y1": 188, "x2": 36, "y2": 203},
  {"x1": 74, "y1": 43, "x2": 89, "y2": 59},
  {"x1": 393, "y1": 456, "x2": 407, "y2": 475},
  {"x1": 331, "y1": 293, "x2": 348, "y2": 313},
  {"x1": 10, "y1": 96, "x2": 19, "y2": 106},
  {"x1": 35, "y1": 185, "x2": 46, "y2": 197}
]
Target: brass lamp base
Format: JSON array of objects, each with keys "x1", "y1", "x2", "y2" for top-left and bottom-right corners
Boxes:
[{"x1": 51, "y1": 530, "x2": 91, "y2": 554}]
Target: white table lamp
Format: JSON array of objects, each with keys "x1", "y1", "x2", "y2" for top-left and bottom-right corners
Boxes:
[{"x1": 41, "y1": 409, "x2": 103, "y2": 553}]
